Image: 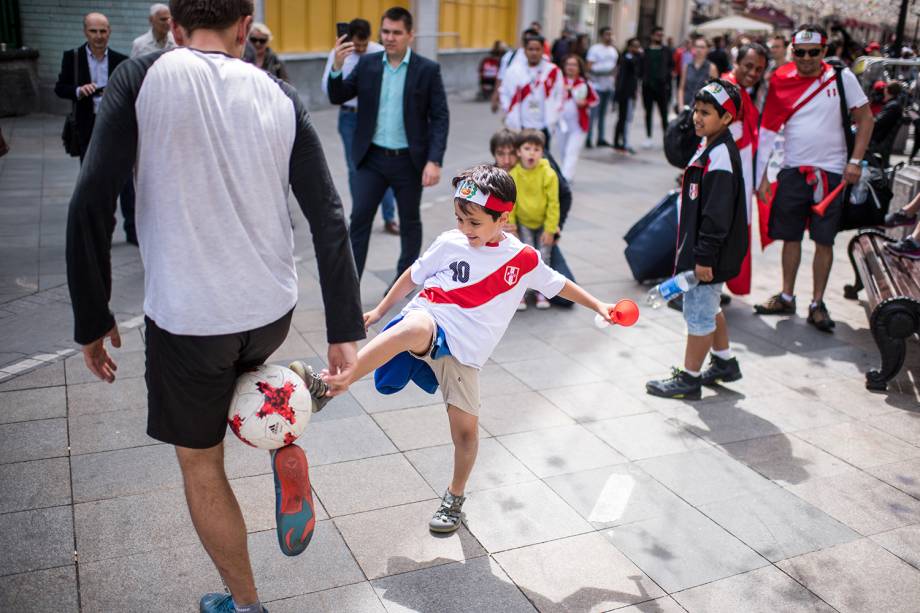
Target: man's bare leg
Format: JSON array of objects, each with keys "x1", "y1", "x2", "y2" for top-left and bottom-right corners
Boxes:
[
  {"x1": 781, "y1": 240, "x2": 802, "y2": 297},
  {"x1": 447, "y1": 405, "x2": 479, "y2": 496},
  {"x1": 175, "y1": 443, "x2": 259, "y2": 606},
  {"x1": 812, "y1": 243, "x2": 833, "y2": 303}
]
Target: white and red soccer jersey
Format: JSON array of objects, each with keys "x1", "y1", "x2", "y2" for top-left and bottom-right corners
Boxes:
[
  {"x1": 500, "y1": 59, "x2": 564, "y2": 131},
  {"x1": 403, "y1": 229, "x2": 566, "y2": 368}
]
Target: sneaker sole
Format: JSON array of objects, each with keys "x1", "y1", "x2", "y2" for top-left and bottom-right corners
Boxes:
[
  {"x1": 429, "y1": 522, "x2": 463, "y2": 533},
  {"x1": 645, "y1": 386, "x2": 702, "y2": 400},
  {"x1": 272, "y1": 444, "x2": 315, "y2": 557},
  {"x1": 753, "y1": 307, "x2": 795, "y2": 315},
  {"x1": 701, "y1": 372, "x2": 743, "y2": 386}
]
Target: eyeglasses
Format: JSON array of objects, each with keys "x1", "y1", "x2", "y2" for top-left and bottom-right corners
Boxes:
[
  {"x1": 792, "y1": 47, "x2": 823, "y2": 58},
  {"x1": 249, "y1": 37, "x2": 268, "y2": 45}
]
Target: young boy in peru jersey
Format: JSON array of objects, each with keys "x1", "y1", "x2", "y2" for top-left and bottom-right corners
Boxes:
[{"x1": 322, "y1": 163, "x2": 620, "y2": 533}]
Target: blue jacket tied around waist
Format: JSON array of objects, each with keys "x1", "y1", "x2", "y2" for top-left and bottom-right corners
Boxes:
[{"x1": 374, "y1": 315, "x2": 452, "y2": 395}]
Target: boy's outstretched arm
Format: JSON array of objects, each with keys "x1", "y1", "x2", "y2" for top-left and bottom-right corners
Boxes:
[
  {"x1": 557, "y1": 280, "x2": 617, "y2": 323},
  {"x1": 364, "y1": 268, "x2": 418, "y2": 328}
]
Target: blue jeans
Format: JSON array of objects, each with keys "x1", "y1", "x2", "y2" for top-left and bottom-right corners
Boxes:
[
  {"x1": 338, "y1": 108, "x2": 395, "y2": 222},
  {"x1": 683, "y1": 282, "x2": 723, "y2": 336},
  {"x1": 588, "y1": 89, "x2": 613, "y2": 144}
]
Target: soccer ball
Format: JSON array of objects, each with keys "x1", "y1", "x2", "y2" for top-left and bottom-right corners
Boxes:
[
  {"x1": 572, "y1": 83, "x2": 588, "y2": 102},
  {"x1": 227, "y1": 364, "x2": 312, "y2": 450}
]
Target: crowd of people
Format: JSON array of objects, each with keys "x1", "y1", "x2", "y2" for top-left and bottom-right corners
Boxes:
[{"x1": 57, "y1": 2, "x2": 920, "y2": 611}]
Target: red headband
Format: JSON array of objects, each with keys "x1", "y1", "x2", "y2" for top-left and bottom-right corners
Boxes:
[{"x1": 454, "y1": 180, "x2": 514, "y2": 213}]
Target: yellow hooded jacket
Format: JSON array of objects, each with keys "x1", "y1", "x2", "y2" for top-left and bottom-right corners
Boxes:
[{"x1": 508, "y1": 158, "x2": 560, "y2": 234}]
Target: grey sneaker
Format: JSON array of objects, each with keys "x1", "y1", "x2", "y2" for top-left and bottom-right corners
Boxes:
[
  {"x1": 429, "y1": 489, "x2": 466, "y2": 533},
  {"x1": 288, "y1": 361, "x2": 330, "y2": 413}
]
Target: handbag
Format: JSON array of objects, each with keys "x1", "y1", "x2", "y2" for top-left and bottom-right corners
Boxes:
[
  {"x1": 663, "y1": 106, "x2": 700, "y2": 168},
  {"x1": 62, "y1": 47, "x2": 81, "y2": 157}
]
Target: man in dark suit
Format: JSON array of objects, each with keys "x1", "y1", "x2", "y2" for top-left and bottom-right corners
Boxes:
[
  {"x1": 55, "y1": 12, "x2": 137, "y2": 245},
  {"x1": 328, "y1": 7, "x2": 449, "y2": 280}
]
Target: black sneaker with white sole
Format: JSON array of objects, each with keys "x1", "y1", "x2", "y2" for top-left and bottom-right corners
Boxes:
[
  {"x1": 646, "y1": 368, "x2": 702, "y2": 400},
  {"x1": 700, "y1": 354, "x2": 742, "y2": 385}
]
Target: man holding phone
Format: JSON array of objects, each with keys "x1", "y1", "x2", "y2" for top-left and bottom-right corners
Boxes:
[
  {"x1": 322, "y1": 19, "x2": 400, "y2": 236},
  {"x1": 328, "y1": 7, "x2": 449, "y2": 283}
]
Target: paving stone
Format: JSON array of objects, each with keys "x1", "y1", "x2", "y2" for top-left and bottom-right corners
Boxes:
[
  {"x1": 544, "y1": 462, "x2": 689, "y2": 529},
  {"x1": 0, "y1": 417, "x2": 68, "y2": 464},
  {"x1": 720, "y1": 433, "x2": 859, "y2": 487},
  {"x1": 538, "y1": 381, "x2": 652, "y2": 423},
  {"x1": 0, "y1": 565, "x2": 79, "y2": 612},
  {"x1": 464, "y1": 480, "x2": 592, "y2": 552},
  {"x1": 807, "y1": 378, "x2": 908, "y2": 420},
  {"x1": 604, "y1": 501, "x2": 768, "y2": 593},
  {"x1": 795, "y1": 422, "x2": 920, "y2": 470},
  {"x1": 868, "y1": 411, "x2": 920, "y2": 446},
  {"x1": 870, "y1": 524, "x2": 920, "y2": 571},
  {"x1": 0, "y1": 505, "x2": 74, "y2": 575},
  {"x1": 267, "y1": 328, "x2": 318, "y2": 363},
  {"x1": 66, "y1": 376, "x2": 147, "y2": 417},
  {"x1": 0, "y1": 361, "x2": 64, "y2": 391},
  {"x1": 372, "y1": 403, "x2": 489, "y2": 451},
  {"x1": 494, "y1": 532, "x2": 664, "y2": 612},
  {"x1": 71, "y1": 443, "x2": 180, "y2": 502},
  {"x1": 233, "y1": 472, "x2": 329, "y2": 526},
  {"x1": 672, "y1": 565, "x2": 835, "y2": 613},
  {"x1": 372, "y1": 556, "x2": 535, "y2": 613},
  {"x1": 778, "y1": 538, "x2": 920, "y2": 613},
  {"x1": 867, "y1": 457, "x2": 920, "y2": 499},
  {"x1": 478, "y1": 391, "x2": 575, "y2": 436},
  {"x1": 586, "y1": 412, "x2": 709, "y2": 460},
  {"x1": 500, "y1": 354, "x2": 604, "y2": 390},
  {"x1": 477, "y1": 363, "x2": 531, "y2": 398},
  {"x1": 349, "y1": 378, "x2": 440, "y2": 414},
  {"x1": 498, "y1": 424, "x2": 627, "y2": 478},
  {"x1": 267, "y1": 581, "x2": 386, "y2": 613},
  {"x1": 785, "y1": 471, "x2": 920, "y2": 535},
  {"x1": 404, "y1": 437, "x2": 538, "y2": 493},
  {"x1": 300, "y1": 414, "x2": 397, "y2": 466},
  {"x1": 65, "y1": 349, "x2": 146, "y2": 384},
  {"x1": 311, "y1": 453, "x2": 436, "y2": 517},
  {"x1": 0, "y1": 385, "x2": 66, "y2": 423},
  {"x1": 68, "y1": 408, "x2": 152, "y2": 455},
  {"x1": 636, "y1": 447, "x2": 775, "y2": 506},
  {"x1": 699, "y1": 484, "x2": 859, "y2": 562},
  {"x1": 611, "y1": 597, "x2": 687, "y2": 613},
  {"x1": 0, "y1": 457, "x2": 71, "y2": 513},
  {"x1": 489, "y1": 334, "x2": 566, "y2": 364},
  {"x1": 334, "y1": 499, "x2": 485, "y2": 579}
]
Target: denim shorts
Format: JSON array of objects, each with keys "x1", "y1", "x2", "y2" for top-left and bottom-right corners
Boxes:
[{"x1": 683, "y1": 283, "x2": 723, "y2": 336}]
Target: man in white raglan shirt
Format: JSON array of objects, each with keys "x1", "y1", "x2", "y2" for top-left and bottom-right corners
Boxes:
[
  {"x1": 586, "y1": 26, "x2": 618, "y2": 147},
  {"x1": 500, "y1": 32, "x2": 564, "y2": 148},
  {"x1": 491, "y1": 28, "x2": 540, "y2": 113},
  {"x1": 753, "y1": 24, "x2": 873, "y2": 332}
]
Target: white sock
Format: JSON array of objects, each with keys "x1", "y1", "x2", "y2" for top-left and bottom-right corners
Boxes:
[
  {"x1": 712, "y1": 348, "x2": 733, "y2": 360},
  {"x1": 234, "y1": 601, "x2": 263, "y2": 613},
  {"x1": 684, "y1": 369, "x2": 701, "y2": 378},
  {"x1": 781, "y1": 292, "x2": 794, "y2": 302}
]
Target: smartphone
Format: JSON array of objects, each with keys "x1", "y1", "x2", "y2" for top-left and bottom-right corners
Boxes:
[{"x1": 336, "y1": 22, "x2": 349, "y2": 42}]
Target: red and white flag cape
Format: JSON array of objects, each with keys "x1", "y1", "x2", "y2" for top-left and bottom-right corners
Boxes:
[
  {"x1": 563, "y1": 76, "x2": 599, "y2": 132},
  {"x1": 500, "y1": 60, "x2": 564, "y2": 131}
]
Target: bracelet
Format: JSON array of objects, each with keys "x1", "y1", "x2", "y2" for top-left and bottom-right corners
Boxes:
[{"x1": 848, "y1": 158, "x2": 862, "y2": 165}]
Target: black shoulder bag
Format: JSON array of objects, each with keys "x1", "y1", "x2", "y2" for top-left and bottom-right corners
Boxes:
[{"x1": 62, "y1": 47, "x2": 82, "y2": 157}]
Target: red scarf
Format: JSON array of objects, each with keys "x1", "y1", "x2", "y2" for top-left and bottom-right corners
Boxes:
[
  {"x1": 760, "y1": 62, "x2": 834, "y2": 133},
  {"x1": 563, "y1": 76, "x2": 598, "y2": 132},
  {"x1": 721, "y1": 72, "x2": 758, "y2": 152}
]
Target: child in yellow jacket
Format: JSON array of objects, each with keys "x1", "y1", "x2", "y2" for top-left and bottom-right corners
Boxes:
[{"x1": 508, "y1": 129, "x2": 560, "y2": 310}]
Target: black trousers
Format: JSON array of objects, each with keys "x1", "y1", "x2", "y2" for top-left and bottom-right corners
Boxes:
[
  {"x1": 351, "y1": 147, "x2": 423, "y2": 279},
  {"x1": 642, "y1": 85, "x2": 670, "y2": 139},
  {"x1": 614, "y1": 97, "x2": 631, "y2": 148}
]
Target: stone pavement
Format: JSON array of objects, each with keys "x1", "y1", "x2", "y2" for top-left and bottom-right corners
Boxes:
[{"x1": 1, "y1": 97, "x2": 919, "y2": 613}]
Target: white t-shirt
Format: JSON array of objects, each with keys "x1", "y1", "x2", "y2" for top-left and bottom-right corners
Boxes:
[
  {"x1": 782, "y1": 67, "x2": 868, "y2": 174},
  {"x1": 586, "y1": 43, "x2": 618, "y2": 91},
  {"x1": 403, "y1": 229, "x2": 566, "y2": 368}
]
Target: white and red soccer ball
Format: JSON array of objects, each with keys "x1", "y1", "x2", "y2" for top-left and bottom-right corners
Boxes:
[{"x1": 228, "y1": 364, "x2": 312, "y2": 450}]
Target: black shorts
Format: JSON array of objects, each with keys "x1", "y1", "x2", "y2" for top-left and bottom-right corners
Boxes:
[
  {"x1": 768, "y1": 168, "x2": 843, "y2": 246},
  {"x1": 145, "y1": 310, "x2": 293, "y2": 449}
]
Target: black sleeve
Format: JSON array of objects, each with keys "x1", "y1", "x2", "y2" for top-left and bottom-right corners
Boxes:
[
  {"x1": 544, "y1": 152, "x2": 572, "y2": 229},
  {"x1": 693, "y1": 169, "x2": 735, "y2": 267},
  {"x1": 280, "y1": 84, "x2": 366, "y2": 344},
  {"x1": 66, "y1": 56, "x2": 151, "y2": 344},
  {"x1": 872, "y1": 105, "x2": 900, "y2": 144},
  {"x1": 54, "y1": 50, "x2": 78, "y2": 101},
  {"x1": 426, "y1": 64, "x2": 450, "y2": 166},
  {"x1": 327, "y1": 59, "x2": 359, "y2": 105}
]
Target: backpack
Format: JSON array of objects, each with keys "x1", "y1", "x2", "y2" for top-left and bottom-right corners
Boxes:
[{"x1": 663, "y1": 106, "x2": 701, "y2": 168}]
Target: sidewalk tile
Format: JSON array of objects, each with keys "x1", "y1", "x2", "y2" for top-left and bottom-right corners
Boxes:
[
  {"x1": 0, "y1": 505, "x2": 74, "y2": 575},
  {"x1": 586, "y1": 412, "x2": 709, "y2": 460},
  {"x1": 612, "y1": 597, "x2": 687, "y2": 613},
  {"x1": 868, "y1": 410, "x2": 920, "y2": 446},
  {"x1": 493, "y1": 532, "x2": 664, "y2": 612},
  {"x1": 464, "y1": 480, "x2": 592, "y2": 552},
  {"x1": 0, "y1": 385, "x2": 66, "y2": 423},
  {"x1": 672, "y1": 565, "x2": 834, "y2": 613},
  {"x1": 372, "y1": 404, "x2": 488, "y2": 451},
  {"x1": 778, "y1": 538, "x2": 920, "y2": 613},
  {"x1": 0, "y1": 417, "x2": 68, "y2": 464},
  {"x1": 544, "y1": 463, "x2": 688, "y2": 529},
  {"x1": 478, "y1": 363, "x2": 531, "y2": 398},
  {"x1": 71, "y1": 444, "x2": 180, "y2": 502},
  {"x1": 300, "y1": 414, "x2": 397, "y2": 466},
  {"x1": 311, "y1": 454, "x2": 435, "y2": 517},
  {"x1": 699, "y1": 484, "x2": 858, "y2": 562},
  {"x1": 604, "y1": 501, "x2": 767, "y2": 593},
  {"x1": 785, "y1": 471, "x2": 920, "y2": 535},
  {"x1": 795, "y1": 422, "x2": 920, "y2": 470},
  {"x1": 334, "y1": 499, "x2": 485, "y2": 579},
  {"x1": 870, "y1": 525, "x2": 920, "y2": 571},
  {"x1": 498, "y1": 423, "x2": 627, "y2": 478},
  {"x1": 65, "y1": 350, "x2": 146, "y2": 385},
  {"x1": 539, "y1": 381, "x2": 651, "y2": 423},
  {"x1": 0, "y1": 566, "x2": 78, "y2": 613},
  {"x1": 267, "y1": 582, "x2": 386, "y2": 613},
  {"x1": 0, "y1": 457, "x2": 71, "y2": 513},
  {"x1": 636, "y1": 447, "x2": 775, "y2": 506},
  {"x1": 68, "y1": 408, "x2": 151, "y2": 455},
  {"x1": 478, "y1": 391, "x2": 575, "y2": 436},
  {"x1": 372, "y1": 556, "x2": 534, "y2": 613},
  {"x1": 867, "y1": 457, "x2": 920, "y2": 499},
  {"x1": 0, "y1": 362, "x2": 63, "y2": 392},
  {"x1": 501, "y1": 354, "x2": 604, "y2": 390},
  {"x1": 349, "y1": 378, "x2": 439, "y2": 414},
  {"x1": 489, "y1": 335, "x2": 564, "y2": 364},
  {"x1": 719, "y1": 433, "x2": 858, "y2": 487},
  {"x1": 66, "y1": 376, "x2": 147, "y2": 417},
  {"x1": 405, "y1": 437, "x2": 538, "y2": 494}
]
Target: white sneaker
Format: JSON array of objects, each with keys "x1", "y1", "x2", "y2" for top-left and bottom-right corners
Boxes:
[
  {"x1": 642, "y1": 138, "x2": 654, "y2": 150},
  {"x1": 535, "y1": 294, "x2": 551, "y2": 310},
  {"x1": 517, "y1": 298, "x2": 528, "y2": 311}
]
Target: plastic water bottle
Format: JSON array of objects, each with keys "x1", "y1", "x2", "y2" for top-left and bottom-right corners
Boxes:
[
  {"x1": 849, "y1": 161, "x2": 869, "y2": 205},
  {"x1": 646, "y1": 271, "x2": 698, "y2": 309}
]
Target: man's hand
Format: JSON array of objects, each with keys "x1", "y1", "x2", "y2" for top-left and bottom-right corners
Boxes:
[
  {"x1": 77, "y1": 83, "x2": 98, "y2": 99},
  {"x1": 757, "y1": 176, "x2": 773, "y2": 203},
  {"x1": 325, "y1": 341, "x2": 357, "y2": 396},
  {"x1": 694, "y1": 264, "x2": 714, "y2": 282},
  {"x1": 81, "y1": 325, "x2": 122, "y2": 383},
  {"x1": 490, "y1": 90, "x2": 501, "y2": 113},
  {"x1": 332, "y1": 35, "x2": 354, "y2": 72},
  {"x1": 540, "y1": 231, "x2": 555, "y2": 246},
  {"x1": 843, "y1": 162, "x2": 862, "y2": 185},
  {"x1": 422, "y1": 161, "x2": 441, "y2": 187}
]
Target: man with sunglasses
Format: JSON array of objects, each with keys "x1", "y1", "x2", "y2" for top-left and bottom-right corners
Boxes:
[{"x1": 754, "y1": 25, "x2": 873, "y2": 332}]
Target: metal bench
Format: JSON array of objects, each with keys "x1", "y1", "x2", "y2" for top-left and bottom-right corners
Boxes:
[{"x1": 843, "y1": 228, "x2": 920, "y2": 390}]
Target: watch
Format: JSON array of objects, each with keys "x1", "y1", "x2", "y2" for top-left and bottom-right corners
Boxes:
[{"x1": 848, "y1": 158, "x2": 862, "y2": 165}]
